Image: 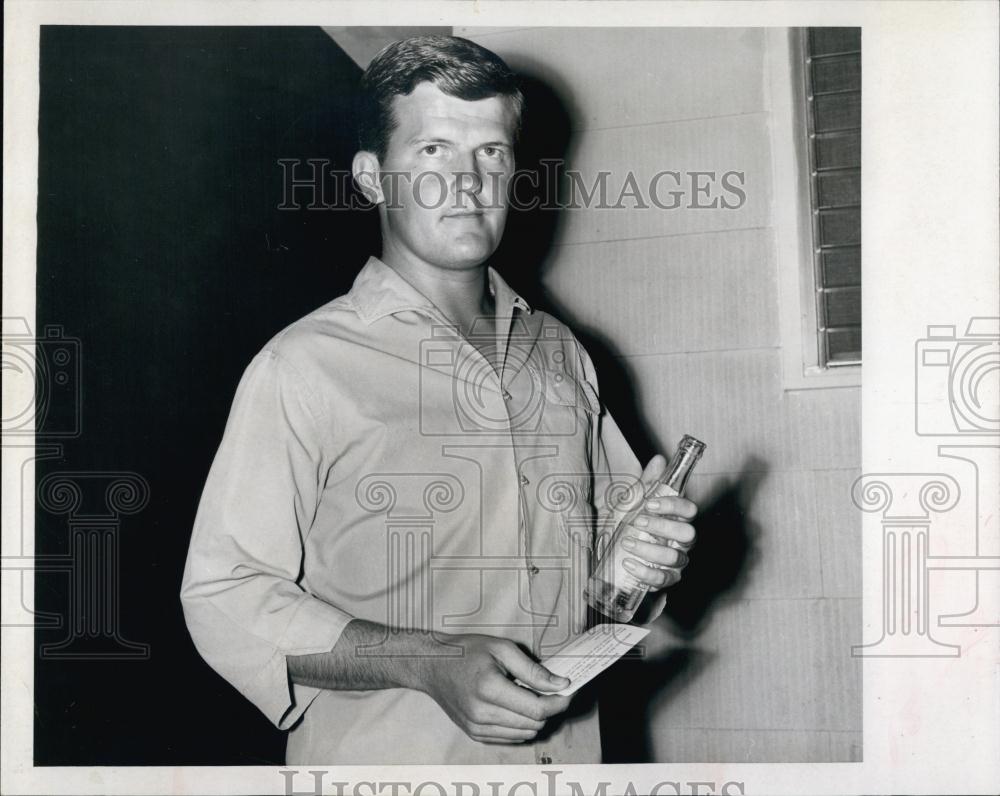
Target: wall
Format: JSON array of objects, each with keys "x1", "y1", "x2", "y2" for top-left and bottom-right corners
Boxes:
[{"x1": 458, "y1": 26, "x2": 862, "y2": 763}]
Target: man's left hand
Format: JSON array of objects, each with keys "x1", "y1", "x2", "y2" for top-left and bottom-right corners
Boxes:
[{"x1": 612, "y1": 454, "x2": 698, "y2": 592}]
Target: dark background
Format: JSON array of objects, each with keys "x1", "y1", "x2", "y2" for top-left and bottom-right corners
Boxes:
[
  {"x1": 34, "y1": 26, "x2": 751, "y2": 765},
  {"x1": 35, "y1": 25, "x2": 373, "y2": 765}
]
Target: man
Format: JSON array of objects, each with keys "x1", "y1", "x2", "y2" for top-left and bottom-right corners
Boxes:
[{"x1": 180, "y1": 35, "x2": 697, "y2": 765}]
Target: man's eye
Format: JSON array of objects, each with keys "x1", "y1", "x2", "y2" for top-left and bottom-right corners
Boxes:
[
  {"x1": 481, "y1": 146, "x2": 502, "y2": 158},
  {"x1": 422, "y1": 144, "x2": 440, "y2": 155}
]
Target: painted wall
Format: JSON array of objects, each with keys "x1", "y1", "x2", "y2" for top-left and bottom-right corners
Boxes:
[{"x1": 459, "y1": 26, "x2": 863, "y2": 763}]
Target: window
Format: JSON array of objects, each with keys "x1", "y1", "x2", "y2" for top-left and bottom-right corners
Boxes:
[
  {"x1": 805, "y1": 27, "x2": 862, "y2": 367},
  {"x1": 768, "y1": 27, "x2": 862, "y2": 389}
]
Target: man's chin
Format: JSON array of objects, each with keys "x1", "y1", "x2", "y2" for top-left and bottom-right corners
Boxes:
[{"x1": 437, "y1": 239, "x2": 499, "y2": 270}]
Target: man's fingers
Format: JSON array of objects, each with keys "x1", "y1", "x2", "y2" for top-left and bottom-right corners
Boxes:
[
  {"x1": 644, "y1": 494, "x2": 698, "y2": 520},
  {"x1": 502, "y1": 684, "x2": 572, "y2": 721},
  {"x1": 468, "y1": 723, "x2": 538, "y2": 743},
  {"x1": 535, "y1": 692, "x2": 573, "y2": 718},
  {"x1": 622, "y1": 556, "x2": 681, "y2": 589},
  {"x1": 628, "y1": 515, "x2": 696, "y2": 547},
  {"x1": 620, "y1": 534, "x2": 688, "y2": 569},
  {"x1": 491, "y1": 643, "x2": 569, "y2": 693},
  {"x1": 477, "y1": 703, "x2": 546, "y2": 732},
  {"x1": 483, "y1": 675, "x2": 572, "y2": 722}
]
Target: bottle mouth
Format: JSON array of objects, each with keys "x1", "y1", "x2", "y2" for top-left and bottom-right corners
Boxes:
[{"x1": 678, "y1": 434, "x2": 707, "y2": 458}]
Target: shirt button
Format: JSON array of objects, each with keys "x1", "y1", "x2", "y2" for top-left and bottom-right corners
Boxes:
[
  {"x1": 539, "y1": 755, "x2": 552, "y2": 765},
  {"x1": 528, "y1": 564, "x2": 539, "y2": 576},
  {"x1": 519, "y1": 474, "x2": 530, "y2": 487},
  {"x1": 502, "y1": 389, "x2": 513, "y2": 401}
]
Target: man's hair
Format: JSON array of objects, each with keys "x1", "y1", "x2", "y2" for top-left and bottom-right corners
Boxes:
[{"x1": 357, "y1": 35, "x2": 524, "y2": 161}]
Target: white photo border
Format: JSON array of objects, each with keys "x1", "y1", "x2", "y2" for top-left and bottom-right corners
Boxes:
[{"x1": 3, "y1": 1, "x2": 999, "y2": 794}]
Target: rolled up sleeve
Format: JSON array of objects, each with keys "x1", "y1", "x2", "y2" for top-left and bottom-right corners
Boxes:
[
  {"x1": 180, "y1": 349, "x2": 353, "y2": 729},
  {"x1": 576, "y1": 345, "x2": 642, "y2": 522},
  {"x1": 579, "y1": 345, "x2": 668, "y2": 625}
]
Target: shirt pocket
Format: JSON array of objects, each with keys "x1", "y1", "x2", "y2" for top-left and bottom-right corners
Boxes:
[{"x1": 538, "y1": 367, "x2": 600, "y2": 432}]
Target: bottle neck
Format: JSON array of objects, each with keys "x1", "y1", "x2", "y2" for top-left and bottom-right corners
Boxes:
[{"x1": 663, "y1": 442, "x2": 704, "y2": 496}]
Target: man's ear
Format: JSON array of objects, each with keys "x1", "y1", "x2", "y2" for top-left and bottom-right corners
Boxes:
[{"x1": 352, "y1": 151, "x2": 384, "y2": 206}]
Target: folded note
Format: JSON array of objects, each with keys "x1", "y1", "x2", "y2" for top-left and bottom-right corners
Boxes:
[{"x1": 521, "y1": 624, "x2": 650, "y2": 696}]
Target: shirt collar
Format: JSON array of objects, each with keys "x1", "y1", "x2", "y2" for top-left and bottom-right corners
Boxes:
[{"x1": 348, "y1": 256, "x2": 532, "y2": 325}]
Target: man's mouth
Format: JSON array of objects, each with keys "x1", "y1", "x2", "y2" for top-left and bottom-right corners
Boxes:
[{"x1": 442, "y1": 209, "x2": 485, "y2": 219}]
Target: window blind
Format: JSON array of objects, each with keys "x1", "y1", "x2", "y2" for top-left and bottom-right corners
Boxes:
[{"x1": 805, "y1": 27, "x2": 862, "y2": 366}]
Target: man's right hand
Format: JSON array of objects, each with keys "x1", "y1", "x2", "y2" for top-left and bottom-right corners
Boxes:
[{"x1": 415, "y1": 633, "x2": 572, "y2": 744}]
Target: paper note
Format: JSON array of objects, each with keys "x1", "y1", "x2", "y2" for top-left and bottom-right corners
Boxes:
[{"x1": 522, "y1": 624, "x2": 650, "y2": 696}]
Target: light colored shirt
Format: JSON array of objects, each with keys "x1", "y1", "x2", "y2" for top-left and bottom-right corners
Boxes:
[{"x1": 180, "y1": 256, "x2": 646, "y2": 765}]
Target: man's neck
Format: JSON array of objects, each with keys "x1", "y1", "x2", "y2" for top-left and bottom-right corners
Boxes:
[{"x1": 380, "y1": 253, "x2": 496, "y2": 335}]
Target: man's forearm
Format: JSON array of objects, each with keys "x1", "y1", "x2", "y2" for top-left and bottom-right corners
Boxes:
[
  {"x1": 287, "y1": 618, "x2": 434, "y2": 692},
  {"x1": 289, "y1": 618, "x2": 574, "y2": 744}
]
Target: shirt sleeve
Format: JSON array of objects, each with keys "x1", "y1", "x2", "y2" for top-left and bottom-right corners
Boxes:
[
  {"x1": 180, "y1": 348, "x2": 354, "y2": 729},
  {"x1": 577, "y1": 342, "x2": 669, "y2": 625}
]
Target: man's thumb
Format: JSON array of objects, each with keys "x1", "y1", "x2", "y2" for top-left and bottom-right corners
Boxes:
[
  {"x1": 496, "y1": 645, "x2": 569, "y2": 692},
  {"x1": 640, "y1": 454, "x2": 668, "y2": 493},
  {"x1": 615, "y1": 454, "x2": 667, "y2": 511}
]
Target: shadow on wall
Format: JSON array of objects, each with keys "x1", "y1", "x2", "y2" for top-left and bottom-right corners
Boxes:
[
  {"x1": 494, "y1": 72, "x2": 674, "y2": 468},
  {"x1": 600, "y1": 462, "x2": 766, "y2": 763},
  {"x1": 492, "y1": 68, "x2": 764, "y2": 764}
]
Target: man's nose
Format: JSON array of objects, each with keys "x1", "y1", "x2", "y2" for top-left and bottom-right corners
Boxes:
[{"x1": 452, "y1": 155, "x2": 484, "y2": 200}]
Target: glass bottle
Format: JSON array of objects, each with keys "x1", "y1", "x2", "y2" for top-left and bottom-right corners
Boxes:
[{"x1": 585, "y1": 435, "x2": 706, "y2": 623}]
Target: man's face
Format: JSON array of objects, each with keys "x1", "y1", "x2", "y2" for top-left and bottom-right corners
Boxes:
[{"x1": 375, "y1": 81, "x2": 517, "y2": 273}]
